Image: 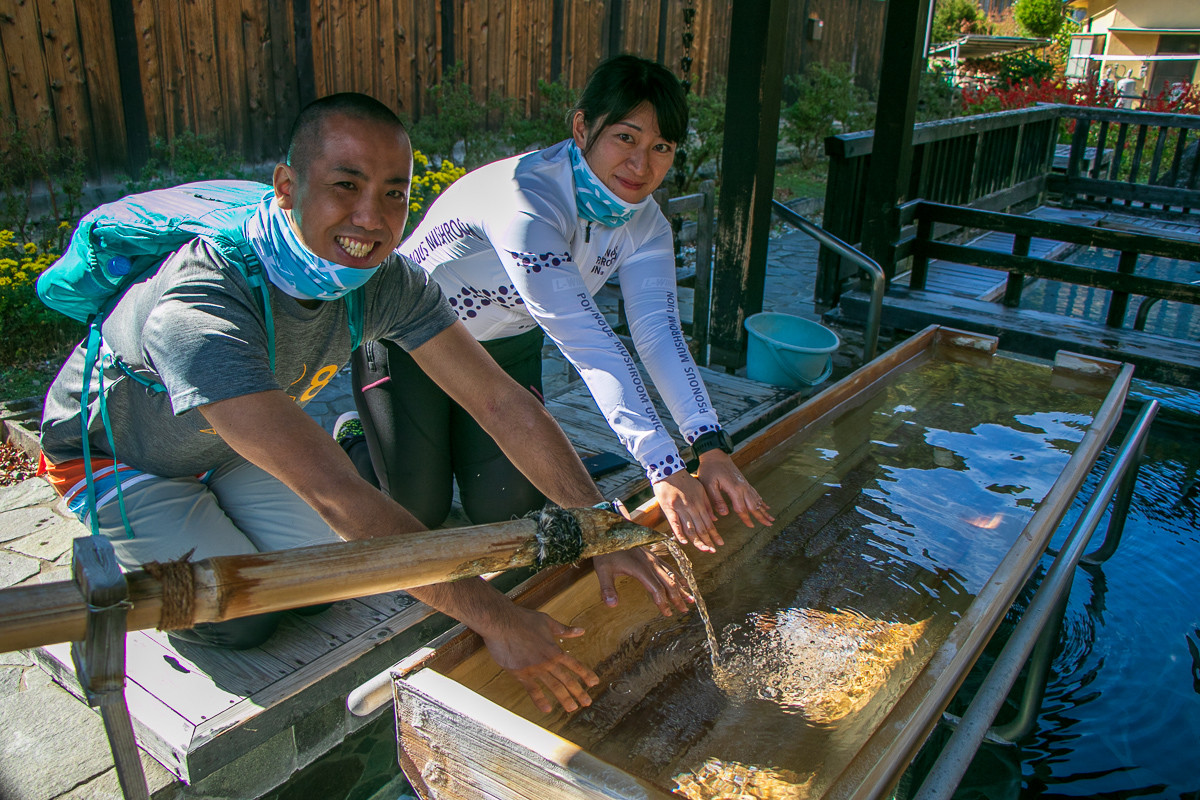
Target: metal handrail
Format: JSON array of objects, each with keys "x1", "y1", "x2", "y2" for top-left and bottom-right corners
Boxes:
[
  {"x1": 770, "y1": 200, "x2": 883, "y2": 362},
  {"x1": 1134, "y1": 279, "x2": 1200, "y2": 332},
  {"x1": 914, "y1": 400, "x2": 1159, "y2": 800}
]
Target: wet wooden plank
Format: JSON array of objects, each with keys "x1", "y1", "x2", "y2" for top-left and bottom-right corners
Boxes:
[
  {"x1": 839, "y1": 286, "x2": 1200, "y2": 387},
  {"x1": 397, "y1": 669, "x2": 676, "y2": 800}
]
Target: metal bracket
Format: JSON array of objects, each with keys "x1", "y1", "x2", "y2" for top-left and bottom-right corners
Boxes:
[{"x1": 70, "y1": 536, "x2": 150, "y2": 800}]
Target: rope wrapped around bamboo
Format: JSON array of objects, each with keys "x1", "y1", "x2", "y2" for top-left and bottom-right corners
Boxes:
[
  {"x1": 141, "y1": 550, "x2": 195, "y2": 630},
  {"x1": 526, "y1": 505, "x2": 586, "y2": 567}
]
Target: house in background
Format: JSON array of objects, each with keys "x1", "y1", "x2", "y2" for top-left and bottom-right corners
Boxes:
[{"x1": 1066, "y1": 0, "x2": 1200, "y2": 102}]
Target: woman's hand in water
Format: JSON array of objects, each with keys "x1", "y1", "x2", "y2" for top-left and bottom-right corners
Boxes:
[
  {"x1": 652, "y1": 471, "x2": 722, "y2": 552},
  {"x1": 593, "y1": 548, "x2": 693, "y2": 617},
  {"x1": 696, "y1": 450, "x2": 774, "y2": 528}
]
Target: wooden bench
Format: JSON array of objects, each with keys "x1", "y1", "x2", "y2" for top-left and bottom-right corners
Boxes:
[{"x1": 838, "y1": 285, "x2": 1200, "y2": 386}]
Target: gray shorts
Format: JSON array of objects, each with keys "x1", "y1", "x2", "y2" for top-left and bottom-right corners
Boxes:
[{"x1": 65, "y1": 457, "x2": 342, "y2": 569}]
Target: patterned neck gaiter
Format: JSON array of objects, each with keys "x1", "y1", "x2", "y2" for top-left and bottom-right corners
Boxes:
[
  {"x1": 567, "y1": 140, "x2": 647, "y2": 228},
  {"x1": 244, "y1": 196, "x2": 379, "y2": 301}
]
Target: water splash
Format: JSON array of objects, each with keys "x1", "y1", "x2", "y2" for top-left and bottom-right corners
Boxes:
[{"x1": 666, "y1": 539, "x2": 722, "y2": 672}]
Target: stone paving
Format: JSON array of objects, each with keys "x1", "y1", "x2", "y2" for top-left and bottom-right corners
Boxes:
[{"x1": 0, "y1": 223, "x2": 863, "y2": 800}]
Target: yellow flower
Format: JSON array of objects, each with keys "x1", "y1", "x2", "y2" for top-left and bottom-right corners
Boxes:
[{"x1": 23, "y1": 242, "x2": 37, "y2": 254}]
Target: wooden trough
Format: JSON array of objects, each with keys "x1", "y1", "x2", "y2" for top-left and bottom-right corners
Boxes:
[{"x1": 380, "y1": 326, "x2": 1131, "y2": 800}]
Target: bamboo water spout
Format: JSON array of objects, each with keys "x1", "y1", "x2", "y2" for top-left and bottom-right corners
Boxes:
[{"x1": 0, "y1": 507, "x2": 662, "y2": 654}]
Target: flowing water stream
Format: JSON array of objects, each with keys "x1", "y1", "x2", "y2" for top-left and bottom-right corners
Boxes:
[{"x1": 665, "y1": 538, "x2": 722, "y2": 673}]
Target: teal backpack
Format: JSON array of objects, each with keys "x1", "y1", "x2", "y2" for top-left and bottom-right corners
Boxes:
[{"x1": 38, "y1": 180, "x2": 364, "y2": 537}]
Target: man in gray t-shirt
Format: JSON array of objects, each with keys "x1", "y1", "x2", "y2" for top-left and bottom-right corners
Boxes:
[{"x1": 40, "y1": 94, "x2": 689, "y2": 715}]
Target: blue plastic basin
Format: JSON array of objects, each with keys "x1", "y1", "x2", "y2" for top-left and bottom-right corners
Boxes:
[{"x1": 744, "y1": 312, "x2": 839, "y2": 389}]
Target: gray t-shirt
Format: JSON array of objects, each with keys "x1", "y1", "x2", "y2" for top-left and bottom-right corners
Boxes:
[{"x1": 41, "y1": 239, "x2": 457, "y2": 476}]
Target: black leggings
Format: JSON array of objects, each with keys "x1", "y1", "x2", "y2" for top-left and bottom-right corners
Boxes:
[{"x1": 348, "y1": 329, "x2": 547, "y2": 528}]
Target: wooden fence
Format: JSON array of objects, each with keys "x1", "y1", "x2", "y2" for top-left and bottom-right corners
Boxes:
[{"x1": 0, "y1": 0, "x2": 885, "y2": 178}]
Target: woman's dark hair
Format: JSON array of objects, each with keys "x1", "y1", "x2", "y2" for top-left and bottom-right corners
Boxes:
[{"x1": 570, "y1": 54, "x2": 688, "y2": 151}]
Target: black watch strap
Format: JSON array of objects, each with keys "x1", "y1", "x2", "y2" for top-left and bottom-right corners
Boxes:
[{"x1": 692, "y1": 429, "x2": 733, "y2": 456}]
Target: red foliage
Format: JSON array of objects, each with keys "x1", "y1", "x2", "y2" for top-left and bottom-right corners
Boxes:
[
  {"x1": 1140, "y1": 83, "x2": 1200, "y2": 115},
  {"x1": 960, "y1": 77, "x2": 1118, "y2": 113},
  {"x1": 961, "y1": 77, "x2": 1200, "y2": 116}
]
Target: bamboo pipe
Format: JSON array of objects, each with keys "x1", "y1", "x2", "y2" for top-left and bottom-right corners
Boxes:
[{"x1": 0, "y1": 507, "x2": 663, "y2": 654}]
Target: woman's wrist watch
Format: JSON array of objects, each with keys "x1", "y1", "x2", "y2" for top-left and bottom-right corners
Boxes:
[{"x1": 692, "y1": 429, "x2": 734, "y2": 456}]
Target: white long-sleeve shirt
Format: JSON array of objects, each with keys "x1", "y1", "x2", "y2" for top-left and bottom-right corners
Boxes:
[{"x1": 399, "y1": 140, "x2": 722, "y2": 482}]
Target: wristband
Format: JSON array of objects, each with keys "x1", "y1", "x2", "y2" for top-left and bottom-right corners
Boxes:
[{"x1": 692, "y1": 429, "x2": 734, "y2": 456}]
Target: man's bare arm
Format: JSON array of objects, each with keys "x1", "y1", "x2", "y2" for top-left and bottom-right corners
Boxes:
[{"x1": 199, "y1": 391, "x2": 600, "y2": 711}]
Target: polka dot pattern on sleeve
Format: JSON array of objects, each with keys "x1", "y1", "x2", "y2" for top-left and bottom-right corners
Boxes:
[
  {"x1": 684, "y1": 424, "x2": 716, "y2": 444},
  {"x1": 506, "y1": 250, "x2": 572, "y2": 275},
  {"x1": 446, "y1": 284, "x2": 524, "y2": 320},
  {"x1": 645, "y1": 453, "x2": 682, "y2": 482}
]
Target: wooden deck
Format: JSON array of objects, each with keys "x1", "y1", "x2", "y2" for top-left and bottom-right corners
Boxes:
[
  {"x1": 34, "y1": 367, "x2": 800, "y2": 785},
  {"x1": 894, "y1": 206, "x2": 1103, "y2": 301},
  {"x1": 839, "y1": 206, "x2": 1200, "y2": 387}
]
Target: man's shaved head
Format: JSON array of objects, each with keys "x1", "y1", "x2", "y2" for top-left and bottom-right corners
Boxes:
[{"x1": 286, "y1": 93, "x2": 407, "y2": 175}]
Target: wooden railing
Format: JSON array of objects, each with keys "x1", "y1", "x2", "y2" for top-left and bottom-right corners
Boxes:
[
  {"x1": 821, "y1": 105, "x2": 1061, "y2": 305},
  {"x1": 821, "y1": 104, "x2": 1200, "y2": 308},
  {"x1": 1050, "y1": 106, "x2": 1200, "y2": 213},
  {"x1": 905, "y1": 200, "x2": 1200, "y2": 330}
]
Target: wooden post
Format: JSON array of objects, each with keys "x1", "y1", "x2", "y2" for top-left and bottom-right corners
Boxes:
[
  {"x1": 1106, "y1": 250, "x2": 1140, "y2": 328},
  {"x1": 70, "y1": 537, "x2": 150, "y2": 800},
  {"x1": 860, "y1": 0, "x2": 933, "y2": 282},
  {"x1": 1004, "y1": 234, "x2": 1031, "y2": 307},
  {"x1": 108, "y1": 0, "x2": 150, "y2": 174},
  {"x1": 708, "y1": 0, "x2": 788, "y2": 370},
  {"x1": 291, "y1": 0, "x2": 316, "y2": 109}
]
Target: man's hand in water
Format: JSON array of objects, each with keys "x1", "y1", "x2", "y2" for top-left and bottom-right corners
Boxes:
[
  {"x1": 480, "y1": 602, "x2": 599, "y2": 714},
  {"x1": 593, "y1": 548, "x2": 693, "y2": 617}
]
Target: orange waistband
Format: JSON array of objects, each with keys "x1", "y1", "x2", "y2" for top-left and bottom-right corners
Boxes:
[{"x1": 39, "y1": 453, "x2": 116, "y2": 497}]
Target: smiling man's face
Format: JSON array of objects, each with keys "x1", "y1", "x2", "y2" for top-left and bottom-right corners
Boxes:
[{"x1": 273, "y1": 113, "x2": 413, "y2": 268}]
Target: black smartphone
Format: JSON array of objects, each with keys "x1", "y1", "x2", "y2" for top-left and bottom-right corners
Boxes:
[{"x1": 582, "y1": 451, "x2": 629, "y2": 479}]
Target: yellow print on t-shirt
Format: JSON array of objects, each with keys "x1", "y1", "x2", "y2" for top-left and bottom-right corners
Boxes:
[
  {"x1": 286, "y1": 363, "x2": 341, "y2": 404},
  {"x1": 199, "y1": 362, "x2": 341, "y2": 434}
]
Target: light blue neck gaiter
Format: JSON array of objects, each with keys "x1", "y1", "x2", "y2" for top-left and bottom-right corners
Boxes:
[
  {"x1": 567, "y1": 140, "x2": 647, "y2": 228},
  {"x1": 244, "y1": 196, "x2": 379, "y2": 301}
]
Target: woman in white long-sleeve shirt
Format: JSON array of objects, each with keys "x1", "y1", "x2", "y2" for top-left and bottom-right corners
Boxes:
[{"x1": 346, "y1": 55, "x2": 773, "y2": 551}]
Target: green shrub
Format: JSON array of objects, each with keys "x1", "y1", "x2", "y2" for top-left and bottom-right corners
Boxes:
[
  {"x1": 1013, "y1": 0, "x2": 1064, "y2": 39},
  {"x1": 0, "y1": 115, "x2": 85, "y2": 242},
  {"x1": 916, "y1": 67, "x2": 963, "y2": 122},
  {"x1": 506, "y1": 79, "x2": 578, "y2": 153},
  {"x1": 125, "y1": 130, "x2": 250, "y2": 193},
  {"x1": 931, "y1": 0, "x2": 990, "y2": 43},
  {"x1": 0, "y1": 228, "x2": 84, "y2": 366},
  {"x1": 994, "y1": 51, "x2": 1056, "y2": 88},
  {"x1": 407, "y1": 62, "x2": 517, "y2": 169},
  {"x1": 782, "y1": 63, "x2": 874, "y2": 165},
  {"x1": 673, "y1": 78, "x2": 726, "y2": 193}
]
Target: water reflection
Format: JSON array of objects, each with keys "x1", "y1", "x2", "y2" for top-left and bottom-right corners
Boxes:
[{"x1": 503, "y1": 353, "x2": 1111, "y2": 799}]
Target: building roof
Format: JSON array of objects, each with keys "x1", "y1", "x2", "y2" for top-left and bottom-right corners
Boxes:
[{"x1": 928, "y1": 35, "x2": 1051, "y2": 61}]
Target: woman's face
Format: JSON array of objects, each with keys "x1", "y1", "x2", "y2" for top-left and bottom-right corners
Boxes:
[{"x1": 573, "y1": 103, "x2": 676, "y2": 205}]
